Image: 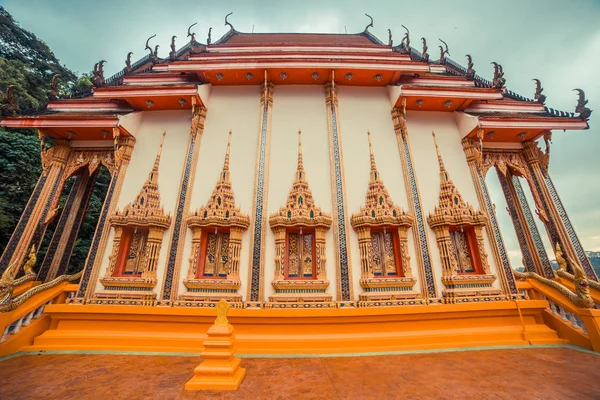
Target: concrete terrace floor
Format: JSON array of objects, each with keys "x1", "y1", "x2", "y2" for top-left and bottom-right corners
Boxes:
[{"x1": 0, "y1": 348, "x2": 599, "y2": 399}]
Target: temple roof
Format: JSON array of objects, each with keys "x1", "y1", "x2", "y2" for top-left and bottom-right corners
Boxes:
[{"x1": 213, "y1": 31, "x2": 385, "y2": 47}]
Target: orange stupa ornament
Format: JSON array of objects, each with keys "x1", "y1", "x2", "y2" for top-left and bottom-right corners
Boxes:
[{"x1": 184, "y1": 299, "x2": 246, "y2": 391}]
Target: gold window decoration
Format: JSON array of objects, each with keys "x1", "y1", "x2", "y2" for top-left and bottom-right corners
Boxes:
[
  {"x1": 100, "y1": 131, "x2": 171, "y2": 298},
  {"x1": 179, "y1": 131, "x2": 249, "y2": 306},
  {"x1": 268, "y1": 130, "x2": 332, "y2": 304},
  {"x1": 350, "y1": 132, "x2": 419, "y2": 305},
  {"x1": 426, "y1": 132, "x2": 502, "y2": 303}
]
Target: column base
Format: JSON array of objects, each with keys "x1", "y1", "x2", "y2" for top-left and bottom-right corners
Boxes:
[{"x1": 184, "y1": 363, "x2": 246, "y2": 391}]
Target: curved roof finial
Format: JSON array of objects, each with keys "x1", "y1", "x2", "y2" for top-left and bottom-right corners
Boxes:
[
  {"x1": 145, "y1": 34, "x2": 156, "y2": 56},
  {"x1": 364, "y1": 13, "x2": 374, "y2": 32},
  {"x1": 533, "y1": 79, "x2": 546, "y2": 104},
  {"x1": 125, "y1": 52, "x2": 133, "y2": 72},
  {"x1": 574, "y1": 88, "x2": 592, "y2": 120},
  {"x1": 401, "y1": 25, "x2": 410, "y2": 53},
  {"x1": 438, "y1": 39, "x2": 449, "y2": 64},
  {"x1": 187, "y1": 22, "x2": 197, "y2": 44},
  {"x1": 421, "y1": 38, "x2": 429, "y2": 62},
  {"x1": 225, "y1": 12, "x2": 235, "y2": 31},
  {"x1": 466, "y1": 54, "x2": 475, "y2": 79}
]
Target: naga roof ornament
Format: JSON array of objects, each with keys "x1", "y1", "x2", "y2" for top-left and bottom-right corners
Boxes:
[
  {"x1": 465, "y1": 55, "x2": 475, "y2": 79},
  {"x1": 225, "y1": 12, "x2": 235, "y2": 31},
  {"x1": 438, "y1": 39, "x2": 449, "y2": 64},
  {"x1": 491, "y1": 62, "x2": 506, "y2": 89},
  {"x1": 421, "y1": 38, "x2": 429, "y2": 62},
  {"x1": 574, "y1": 89, "x2": 592, "y2": 120},
  {"x1": 363, "y1": 13, "x2": 374, "y2": 32},
  {"x1": 533, "y1": 79, "x2": 546, "y2": 104},
  {"x1": 169, "y1": 36, "x2": 177, "y2": 60},
  {"x1": 401, "y1": 25, "x2": 410, "y2": 54},
  {"x1": 125, "y1": 52, "x2": 133, "y2": 73}
]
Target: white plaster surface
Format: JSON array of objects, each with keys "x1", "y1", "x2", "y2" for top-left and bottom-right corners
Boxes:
[
  {"x1": 406, "y1": 111, "x2": 502, "y2": 296},
  {"x1": 94, "y1": 110, "x2": 192, "y2": 294},
  {"x1": 337, "y1": 86, "x2": 419, "y2": 299},
  {"x1": 182, "y1": 86, "x2": 261, "y2": 299},
  {"x1": 266, "y1": 85, "x2": 333, "y2": 301}
]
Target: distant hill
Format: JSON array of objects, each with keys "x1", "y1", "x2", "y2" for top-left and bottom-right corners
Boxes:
[{"x1": 549, "y1": 251, "x2": 600, "y2": 276}]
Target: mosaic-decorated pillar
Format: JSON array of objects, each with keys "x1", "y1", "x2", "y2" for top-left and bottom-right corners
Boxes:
[
  {"x1": 522, "y1": 141, "x2": 597, "y2": 280},
  {"x1": 246, "y1": 80, "x2": 274, "y2": 307},
  {"x1": 324, "y1": 81, "x2": 354, "y2": 305},
  {"x1": 38, "y1": 169, "x2": 97, "y2": 281},
  {"x1": 391, "y1": 105, "x2": 437, "y2": 300},
  {"x1": 158, "y1": 103, "x2": 207, "y2": 305},
  {"x1": 496, "y1": 169, "x2": 538, "y2": 274},
  {"x1": 543, "y1": 172, "x2": 597, "y2": 280},
  {"x1": 0, "y1": 140, "x2": 70, "y2": 277},
  {"x1": 511, "y1": 172, "x2": 553, "y2": 278},
  {"x1": 461, "y1": 138, "x2": 519, "y2": 297},
  {"x1": 73, "y1": 135, "x2": 136, "y2": 302}
]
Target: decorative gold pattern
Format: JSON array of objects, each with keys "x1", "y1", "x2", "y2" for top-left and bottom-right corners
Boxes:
[
  {"x1": 215, "y1": 299, "x2": 230, "y2": 325},
  {"x1": 268, "y1": 130, "x2": 332, "y2": 303},
  {"x1": 180, "y1": 131, "x2": 249, "y2": 305},
  {"x1": 350, "y1": 132, "x2": 418, "y2": 304},
  {"x1": 427, "y1": 133, "x2": 500, "y2": 302}
]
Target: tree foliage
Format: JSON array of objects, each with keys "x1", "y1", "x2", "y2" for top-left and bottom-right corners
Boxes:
[{"x1": 0, "y1": 6, "x2": 102, "y2": 274}]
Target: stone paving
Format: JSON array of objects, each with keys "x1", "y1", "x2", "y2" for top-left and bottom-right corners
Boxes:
[{"x1": 0, "y1": 347, "x2": 598, "y2": 399}]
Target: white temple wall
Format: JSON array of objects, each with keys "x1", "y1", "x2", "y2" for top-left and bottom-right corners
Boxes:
[
  {"x1": 182, "y1": 86, "x2": 261, "y2": 299},
  {"x1": 94, "y1": 110, "x2": 192, "y2": 293},
  {"x1": 336, "y1": 86, "x2": 419, "y2": 299},
  {"x1": 266, "y1": 85, "x2": 334, "y2": 301},
  {"x1": 406, "y1": 111, "x2": 502, "y2": 296}
]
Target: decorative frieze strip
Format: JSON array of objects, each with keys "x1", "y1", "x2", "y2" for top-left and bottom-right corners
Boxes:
[
  {"x1": 263, "y1": 302, "x2": 338, "y2": 309},
  {"x1": 391, "y1": 105, "x2": 437, "y2": 300},
  {"x1": 158, "y1": 103, "x2": 207, "y2": 304},
  {"x1": 324, "y1": 80, "x2": 354, "y2": 305},
  {"x1": 512, "y1": 175, "x2": 554, "y2": 278},
  {"x1": 497, "y1": 170, "x2": 537, "y2": 274},
  {"x1": 543, "y1": 173, "x2": 597, "y2": 280},
  {"x1": 73, "y1": 136, "x2": 136, "y2": 302},
  {"x1": 247, "y1": 79, "x2": 274, "y2": 306}
]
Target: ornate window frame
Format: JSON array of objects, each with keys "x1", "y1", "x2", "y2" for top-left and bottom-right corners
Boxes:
[
  {"x1": 350, "y1": 132, "x2": 418, "y2": 305},
  {"x1": 99, "y1": 132, "x2": 171, "y2": 300},
  {"x1": 427, "y1": 133, "x2": 500, "y2": 302},
  {"x1": 268, "y1": 131, "x2": 332, "y2": 304},
  {"x1": 179, "y1": 131, "x2": 250, "y2": 305}
]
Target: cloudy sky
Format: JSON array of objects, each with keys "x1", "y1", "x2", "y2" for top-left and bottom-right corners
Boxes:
[{"x1": 2, "y1": 0, "x2": 599, "y2": 266}]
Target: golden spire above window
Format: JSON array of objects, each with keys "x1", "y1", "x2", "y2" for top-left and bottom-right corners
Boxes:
[
  {"x1": 428, "y1": 131, "x2": 486, "y2": 229},
  {"x1": 270, "y1": 130, "x2": 331, "y2": 228},
  {"x1": 351, "y1": 131, "x2": 413, "y2": 228},
  {"x1": 188, "y1": 130, "x2": 249, "y2": 229},
  {"x1": 111, "y1": 131, "x2": 170, "y2": 228}
]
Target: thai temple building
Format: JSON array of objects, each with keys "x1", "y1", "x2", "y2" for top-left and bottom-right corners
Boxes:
[{"x1": 1, "y1": 17, "x2": 599, "y2": 361}]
